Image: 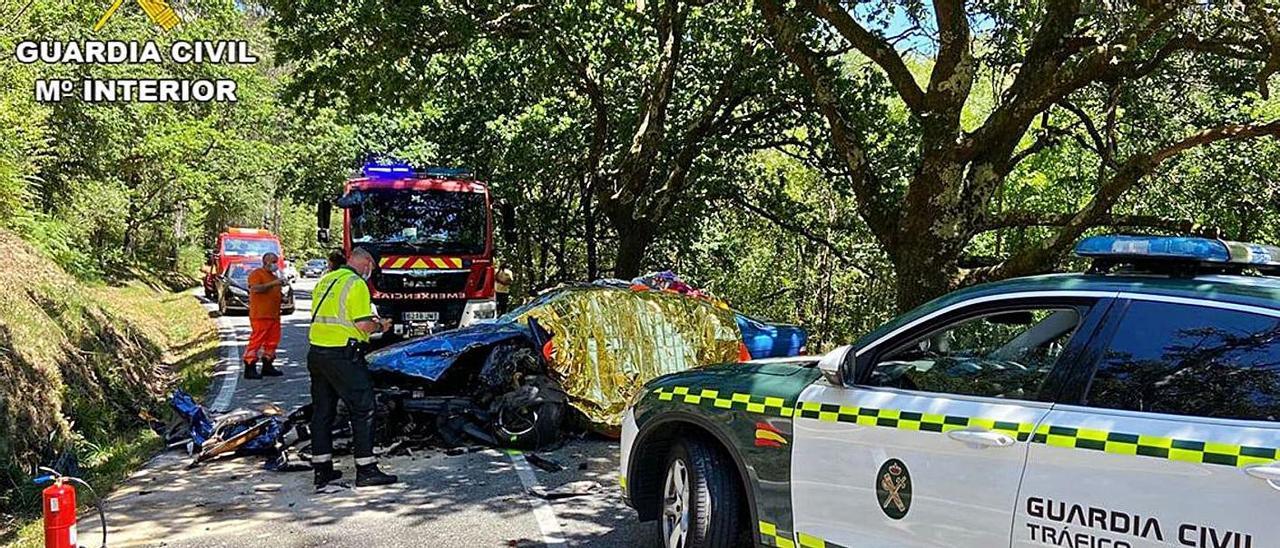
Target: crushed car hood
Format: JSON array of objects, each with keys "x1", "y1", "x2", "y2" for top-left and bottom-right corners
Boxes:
[{"x1": 366, "y1": 321, "x2": 531, "y2": 381}]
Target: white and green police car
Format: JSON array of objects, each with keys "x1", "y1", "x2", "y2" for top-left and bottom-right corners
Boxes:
[{"x1": 621, "y1": 235, "x2": 1280, "y2": 548}]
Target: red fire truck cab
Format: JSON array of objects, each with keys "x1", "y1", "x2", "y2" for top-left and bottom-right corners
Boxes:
[{"x1": 333, "y1": 164, "x2": 496, "y2": 339}]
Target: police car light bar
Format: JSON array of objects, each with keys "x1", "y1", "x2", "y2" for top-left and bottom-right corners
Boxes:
[
  {"x1": 1223, "y1": 240, "x2": 1280, "y2": 267},
  {"x1": 1075, "y1": 235, "x2": 1280, "y2": 271},
  {"x1": 1075, "y1": 235, "x2": 1230, "y2": 263}
]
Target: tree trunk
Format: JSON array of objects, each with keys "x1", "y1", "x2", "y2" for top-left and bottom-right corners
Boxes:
[
  {"x1": 890, "y1": 245, "x2": 961, "y2": 312},
  {"x1": 612, "y1": 221, "x2": 656, "y2": 280},
  {"x1": 581, "y1": 175, "x2": 598, "y2": 281},
  {"x1": 887, "y1": 181, "x2": 969, "y2": 312}
]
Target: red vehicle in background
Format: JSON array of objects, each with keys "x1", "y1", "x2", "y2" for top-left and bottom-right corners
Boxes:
[
  {"x1": 203, "y1": 228, "x2": 286, "y2": 299},
  {"x1": 327, "y1": 164, "x2": 496, "y2": 341}
]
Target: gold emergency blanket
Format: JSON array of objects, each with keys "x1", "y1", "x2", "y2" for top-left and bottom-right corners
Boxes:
[{"x1": 517, "y1": 287, "x2": 742, "y2": 432}]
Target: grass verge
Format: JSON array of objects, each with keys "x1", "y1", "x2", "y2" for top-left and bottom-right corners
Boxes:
[{"x1": 0, "y1": 231, "x2": 217, "y2": 546}]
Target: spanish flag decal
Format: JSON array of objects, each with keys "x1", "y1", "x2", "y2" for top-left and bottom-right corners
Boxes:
[{"x1": 754, "y1": 421, "x2": 788, "y2": 448}]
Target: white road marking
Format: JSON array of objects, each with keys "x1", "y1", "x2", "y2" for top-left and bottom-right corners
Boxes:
[
  {"x1": 507, "y1": 450, "x2": 567, "y2": 548},
  {"x1": 209, "y1": 315, "x2": 243, "y2": 413}
]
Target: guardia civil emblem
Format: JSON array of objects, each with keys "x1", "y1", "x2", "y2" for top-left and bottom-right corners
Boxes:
[{"x1": 876, "y1": 458, "x2": 912, "y2": 520}]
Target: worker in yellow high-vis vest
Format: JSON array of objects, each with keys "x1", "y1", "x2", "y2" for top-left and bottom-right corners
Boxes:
[{"x1": 307, "y1": 247, "x2": 397, "y2": 488}]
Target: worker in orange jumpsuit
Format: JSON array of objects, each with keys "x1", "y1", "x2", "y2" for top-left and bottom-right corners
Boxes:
[{"x1": 245, "y1": 252, "x2": 286, "y2": 379}]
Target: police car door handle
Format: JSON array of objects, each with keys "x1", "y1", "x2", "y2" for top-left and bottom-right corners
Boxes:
[
  {"x1": 946, "y1": 430, "x2": 1016, "y2": 447},
  {"x1": 1243, "y1": 464, "x2": 1280, "y2": 482}
]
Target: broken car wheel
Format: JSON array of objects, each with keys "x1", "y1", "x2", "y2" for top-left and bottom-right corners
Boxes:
[
  {"x1": 490, "y1": 374, "x2": 566, "y2": 450},
  {"x1": 492, "y1": 397, "x2": 563, "y2": 449}
]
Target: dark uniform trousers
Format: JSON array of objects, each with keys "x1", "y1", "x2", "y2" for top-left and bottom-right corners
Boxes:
[{"x1": 306, "y1": 345, "x2": 376, "y2": 461}]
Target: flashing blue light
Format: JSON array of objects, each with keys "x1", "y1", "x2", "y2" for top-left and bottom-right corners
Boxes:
[
  {"x1": 1075, "y1": 235, "x2": 1230, "y2": 263},
  {"x1": 362, "y1": 162, "x2": 414, "y2": 178},
  {"x1": 1224, "y1": 241, "x2": 1280, "y2": 267}
]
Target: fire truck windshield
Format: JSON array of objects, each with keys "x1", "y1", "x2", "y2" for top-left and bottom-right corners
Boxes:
[
  {"x1": 223, "y1": 238, "x2": 280, "y2": 256},
  {"x1": 350, "y1": 188, "x2": 487, "y2": 256}
]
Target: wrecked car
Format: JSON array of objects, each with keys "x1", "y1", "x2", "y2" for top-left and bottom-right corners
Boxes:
[{"x1": 365, "y1": 280, "x2": 807, "y2": 448}]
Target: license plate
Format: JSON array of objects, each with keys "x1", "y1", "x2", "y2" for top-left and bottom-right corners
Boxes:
[{"x1": 403, "y1": 311, "x2": 439, "y2": 322}]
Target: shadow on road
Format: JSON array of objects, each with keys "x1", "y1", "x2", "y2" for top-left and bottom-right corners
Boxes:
[{"x1": 88, "y1": 281, "x2": 651, "y2": 547}]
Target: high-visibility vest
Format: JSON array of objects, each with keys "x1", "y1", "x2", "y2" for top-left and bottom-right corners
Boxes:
[{"x1": 309, "y1": 267, "x2": 374, "y2": 347}]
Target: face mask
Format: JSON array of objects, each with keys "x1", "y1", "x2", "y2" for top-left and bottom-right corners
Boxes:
[{"x1": 265, "y1": 263, "x2": 277, "y2": 272}]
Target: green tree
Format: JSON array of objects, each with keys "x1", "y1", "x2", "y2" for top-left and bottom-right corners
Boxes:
[
  {"x1": 759, "y1": 0, "x2": 1280, "y2": 309},
  {"x1": 1, "y1": 0, "x2": 322, "y2": 276},
  {"x1": 268, "y1": 0, "x2": 800, "y2": 278}
]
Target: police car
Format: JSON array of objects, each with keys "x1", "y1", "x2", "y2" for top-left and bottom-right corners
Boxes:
[{"x1": 620, "y1": 235, "x2": 1280, "y2": 548}]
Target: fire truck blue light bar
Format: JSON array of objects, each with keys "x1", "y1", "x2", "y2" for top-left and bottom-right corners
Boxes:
[{"x1": 362, "y1": 162, "x2": 414, "y2": 178}]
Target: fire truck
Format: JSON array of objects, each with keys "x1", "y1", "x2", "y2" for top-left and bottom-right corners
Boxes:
[
  {"x1": 203, "y1": 228, "x2": 286, "y2": 299},
  {"x1": 324, "y1": 163, "x2": 497, "y2": 340}
]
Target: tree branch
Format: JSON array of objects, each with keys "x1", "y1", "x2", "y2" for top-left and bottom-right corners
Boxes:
[
  {"x1": 719, "y1": 193, "x2": 875, "y2": 279},
  {"x1": 650, "y1": 45, "x2": 751, "y2": 217},
  {"x1": 1057, "y1": 100, "x2": 1116, "y2": 168},
  {"x1": 615, "y1": 0, "x2": 687, "y2": 208},
  {"x1": 986, "y1": 120, "x2": 1280, "y2": 280},
  {"x1": 925, "y1": 0, "x2": 974, "y2": 109},
  {"x1": 797, "y1": 0, "x2": 926, "y2": 113},
  {"x1": 758, "y1": 0, "x2": 897, "y2": 242}
]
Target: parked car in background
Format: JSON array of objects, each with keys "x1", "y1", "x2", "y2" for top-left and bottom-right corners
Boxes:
[
  {"x1": 302, "y1": 258, "x2": 329, "y2": 278},
  {"x1": 215, "y1": 262, "x2": 296, "y2": 316}
]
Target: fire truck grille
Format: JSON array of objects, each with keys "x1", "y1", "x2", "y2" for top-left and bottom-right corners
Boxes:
[{"x1": 372, "y1": 270, "x2": 470, "y2": 293}]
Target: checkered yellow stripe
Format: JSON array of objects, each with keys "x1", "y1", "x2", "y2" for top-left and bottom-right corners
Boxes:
[
  {"x1": 796, "y1": 401, "x2": 1280, "y2": 469},
  {"x1": 796, "y1": 531, "x2": 849, "y2": 548},
  {"x1": 795, "y1": 401, "x2": 1036, "y2": 441},
  {"x1": 654, "y1": 386, "x2": 795, "y2": 417},
  {"x1": 1031, "y1": 424, "x2": 1280, "y2": 467},
  {"x1": 759, "y1": 521, "x2": 795, "y2": 548}
]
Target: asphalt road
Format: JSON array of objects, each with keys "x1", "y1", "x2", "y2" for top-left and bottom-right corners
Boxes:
[{"x1": 81, "y1": 278, "x2": 656, "y2": 547}]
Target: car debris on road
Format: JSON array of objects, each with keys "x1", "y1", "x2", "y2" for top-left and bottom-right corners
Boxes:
[
  {"x1": 162, "y1": 389, "x2": 310, "y2": 471},
  {"x1": 364, "y1": 272, "x2": 808, "y2": 450}
]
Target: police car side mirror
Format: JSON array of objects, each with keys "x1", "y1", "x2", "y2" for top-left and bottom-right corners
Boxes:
[{"x1": 817, "y1": 345, "x2": 853, "y2": 386}]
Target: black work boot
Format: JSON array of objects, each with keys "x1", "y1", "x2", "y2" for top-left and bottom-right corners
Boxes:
[
  {"x1": 355, "y1": 463, "x2": 398, "y2": 487},
  {"x1": 260, "y1": 358, "x2": 284, "y2": 377},
  {"x1": 243, "y1": 360, "x2": 261, "y2": 379},
  {"x1": 313, "y1": 461, "x2": 343, "y2": 488}
]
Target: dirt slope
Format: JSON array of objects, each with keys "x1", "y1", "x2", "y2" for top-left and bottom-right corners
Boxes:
[{"x1": 0, "y1": 229, "x2": 217, "y2": 539}]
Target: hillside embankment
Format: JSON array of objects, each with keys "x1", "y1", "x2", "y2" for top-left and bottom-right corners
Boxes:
[{"x1": 0, "y1": 229, "x2": 218, "y2": 544}]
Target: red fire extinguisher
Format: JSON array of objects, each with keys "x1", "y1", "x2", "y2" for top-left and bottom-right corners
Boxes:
[
  {"x1": 34, "y1": 467, "x2": 107, "y2": 548},
  {"x1": 42, "y1": 478, "x2": 77, "y2": 548}
]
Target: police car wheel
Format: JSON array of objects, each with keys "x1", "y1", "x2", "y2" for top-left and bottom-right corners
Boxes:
[{"x1": 657, "y1": 438, "x2": 741, "y2": 548}]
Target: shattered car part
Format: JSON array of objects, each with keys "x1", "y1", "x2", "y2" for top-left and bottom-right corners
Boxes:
[{"x1": 169, "y1": 390, "x2": 308, "y2": 468}]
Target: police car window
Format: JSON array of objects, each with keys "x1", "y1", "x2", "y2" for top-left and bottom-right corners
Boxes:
[
  {"x1": 1086, "y1": 301, "x2": 1280, "y2": 421},
  {"x1": 869, "y1": 308, "x2": 1082, "y2": 400}
]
